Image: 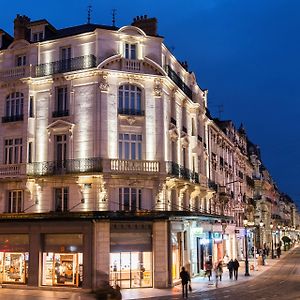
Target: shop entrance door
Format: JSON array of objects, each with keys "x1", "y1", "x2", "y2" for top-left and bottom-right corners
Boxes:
[
  {"x1": 42, "y1": 252, "x2": 81, "y2": 286},
  {"x1": 110, "y1": 252, "x2": 152, "y2": 288}
]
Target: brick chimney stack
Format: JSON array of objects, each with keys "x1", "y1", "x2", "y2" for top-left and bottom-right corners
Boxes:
[
  {"x1": 14, "y1": 14, "x2": 30, "y2": 40},
  {"x1": 131, "y1": 15, "x2": 158, "y2": 36}
]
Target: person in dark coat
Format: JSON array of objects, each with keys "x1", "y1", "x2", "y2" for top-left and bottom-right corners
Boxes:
[
  {"x1": 205, "y1": 260, "x2": 212, "y2": 281},
  {"x1": 276, "y1": 246, "x2": 281, "y2": 258},
  {"x1": 233, "y1": 259, "x2": 240, "y2": 280},
  {"x1": 227, "y1": 259, "x2": 234, "y2": 279},
  {"x1": 180, "y1": 266, "x2": 191, "y2": 298}
]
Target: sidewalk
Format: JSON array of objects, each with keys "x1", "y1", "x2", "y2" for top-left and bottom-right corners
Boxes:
[{"x1": 121, "y1": 251, "x2": 288, "y2": 300}]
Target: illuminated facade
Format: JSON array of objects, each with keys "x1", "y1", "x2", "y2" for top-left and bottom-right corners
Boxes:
[{"x1": 0, "y1": 14, "x2": 298, "y2": 290}]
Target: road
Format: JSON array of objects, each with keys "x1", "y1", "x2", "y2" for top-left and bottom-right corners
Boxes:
[
  {"x1": 147, "y1": 246, "x2": 300, "y2": 300},
  {"x1": 0, "y1": 247, "x2": 299, "y2": 299}
]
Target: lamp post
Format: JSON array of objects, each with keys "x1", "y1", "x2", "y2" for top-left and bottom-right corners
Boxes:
[
  {"x1": 270, "y1": 222, "x2": 274, "y2": 259},
  {"x1": 259, "y1": 220, "x2": 264, "y2": 249},
  {"x1": 243, "y1": 218, "x2": 250, "y2": 276}
]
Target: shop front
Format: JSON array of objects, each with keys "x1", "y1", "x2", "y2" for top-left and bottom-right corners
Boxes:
[
  {"x1": 190, "y1": 224, "x2": 210, "y2": 276},
  {"x1": 0, "y1": 234, "x2": 29, "y2": 284},
  {"x1": 109, "y1": 222, "x2": 152, "y2": 289},
  {"x1": 41, "y1": 233, "x2": 83, "y2": 287}
]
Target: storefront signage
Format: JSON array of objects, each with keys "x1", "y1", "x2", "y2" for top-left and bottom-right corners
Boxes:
[
  {"x1": 192, "y1": 227, "x2": 203, "y2": 236},
  {"x1": 199, "y1": 238, "x2": 210, "y2": 245}
]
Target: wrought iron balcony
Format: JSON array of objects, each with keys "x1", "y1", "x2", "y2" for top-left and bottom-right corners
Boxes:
[
  {"x1": 107, "y1": 159, "x2": 159, "y2": 173},
  {"x1": 35, "y1": 54, "x2": 97, "y2": 77},
  {"x1": 52, "y1": 110, "x2": 69, "y2": 118},
  {"x1": 2, "y1": 114, "x2": 24, "y2": 123},
  {"x1": 27, "y1": 157, "x2": 102, "y2": 176},
  {"x1": 118, "y1": 108, "x2": 145, "y2": 116},
  {"x1": 166, "y1": 161, "x2": 199, "y2": 183},
  {"x1": 165, "y1": 65, "x2": 193, "y2": 100}
]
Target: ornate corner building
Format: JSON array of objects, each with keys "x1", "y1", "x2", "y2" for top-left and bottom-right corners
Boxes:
[{"x1": 0, "y1": 14, "x2": 298, "y2": 290}]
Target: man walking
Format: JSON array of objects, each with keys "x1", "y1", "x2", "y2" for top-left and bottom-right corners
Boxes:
[
  {"x1": 227, "y1": 259, "x2": 234, "y2": 279},
  {"x1": 233, "y1": 259, "x2": 240, "y2": 280},
  {"x1": 180, "y1": 266, "x2": 191, "y2": 298}
]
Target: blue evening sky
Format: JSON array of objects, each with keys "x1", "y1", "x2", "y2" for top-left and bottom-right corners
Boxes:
[{"x1": 1, "y1": 0, "x2": 299, "y2": 207}]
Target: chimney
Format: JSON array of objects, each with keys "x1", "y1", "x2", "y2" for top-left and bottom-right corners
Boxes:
[
  {"x1": 14, "y1": 14, "x2": 30, "y2": 41},
  {"x1": 131, "y1": 15, "x2": 158, "y2": 36}
]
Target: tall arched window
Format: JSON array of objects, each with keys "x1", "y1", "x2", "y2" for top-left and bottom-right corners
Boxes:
[
  {"x1": 118, "y1": 85, "x2": 143, "y2": 116},
  {"x1": 3, "y1": 92, "x2": 24, "y2": 122}
]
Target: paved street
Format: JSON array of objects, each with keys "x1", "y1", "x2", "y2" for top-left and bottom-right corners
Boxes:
[{"x1": 0, "y1": 246, "x2": 299, "y2": 300}]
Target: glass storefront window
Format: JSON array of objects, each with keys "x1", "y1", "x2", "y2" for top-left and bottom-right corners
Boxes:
[
  {"x1": 1, "y1": 252, "x2": 28, "y2": 283},
  {"x1": 109, "y1": 252, "x2": 152, "y2": 288},
  {"x1": 42, "y1": 252, "x2": 83, "y2": 287}
]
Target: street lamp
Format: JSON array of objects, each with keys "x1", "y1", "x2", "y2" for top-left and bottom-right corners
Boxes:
[
  {"x1": 259, "y1": 220, "x2": 264, "y2": 249},
  {"x1": 270, "y1": 222, "x2": 274, "y2": 259},
  {"x1": 243, "y1": 218, "x2": 250, "y2": 276}
]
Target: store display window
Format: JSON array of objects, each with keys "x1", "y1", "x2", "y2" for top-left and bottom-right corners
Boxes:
[
  {"x1": 1, "y1": 252, "x2": 28, "y2": 283},
  {"x1": 42, "y1": 252, "x2": 83, "y2": 286},
  {"x1": 109, "y1": 251, "x2": 152, "y2": 288}
]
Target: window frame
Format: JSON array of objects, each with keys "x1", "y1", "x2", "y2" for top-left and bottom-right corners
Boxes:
[
  {"x1": 118, "y1": 84, "x2": 142, "y2": 115},
  {"x1": 4, "y1": 138, "x2": 23, "y2": 164},
  {"x1": 54, "y1": 187, "x2": 69, "y2": 212},
  {"x1": 118, "y1": 133, "x2": 142, "y2": 160},
  {"x1": 7, "y1": 190, "x2": 23, "y2": 213},
  {"x1": 119, "y1": 187, "x2": 142, "y2": 211},
  {"x1": 5, "y1": 92, "x2": 24, "y2": 118},
  {"x1": 125, "y1": 43, "x2": 137, "y2": 60}
]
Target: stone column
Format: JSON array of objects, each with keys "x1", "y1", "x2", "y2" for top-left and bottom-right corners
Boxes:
[
  {"x1": 27, "y1": 225, "x2": 41, "y2": 286},
  {"x1": 153, "y1": 220, "x2": 169, "y2": 288},
  {"x1": 93, "y1": 221, "x2": 110, "y2": 289}
]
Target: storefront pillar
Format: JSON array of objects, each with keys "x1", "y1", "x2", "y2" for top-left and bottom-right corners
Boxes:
[
  {"x1": 28, "y1": 228, "x2": 41, "y2": 286},
  {"x1": 153, "y1": 220, "x2": 169, "y2": 288},
  {"x1": 93, "y1": 221, "x2": 110, "y2": 289}
]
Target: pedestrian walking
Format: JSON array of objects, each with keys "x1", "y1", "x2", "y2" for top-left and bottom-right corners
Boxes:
[
  {"x1": 233, "y1": 259, "x2": 240, "y2": 280},
  {"x1": 276, "y1": 246, "x2": 281, "y2": 258},
  {"x1": 227, "y1": 259, "x2": 234, "y2": 279},
  {"x1": 180, "y1": 266, "x2": 191, "y2": 299},
  {"x1": 216, "y1": 261, "x2": 223, "y2": 281},
  {"x1": 205, "y1": 260, "x2": 212, "y2": 281}
]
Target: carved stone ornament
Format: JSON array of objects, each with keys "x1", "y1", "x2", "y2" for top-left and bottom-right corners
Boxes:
[
  {"x1": 153, "y1": 79, "x2": 163, "y2": 97},
  {"x1": 169, "y1": 128, "x2": 179, "y2": 141},
  {"x1": 99, "y1": 73, "x2": 109, "y2": 91}
]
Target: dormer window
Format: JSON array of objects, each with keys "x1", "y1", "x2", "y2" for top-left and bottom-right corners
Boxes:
[
  {"x1": 32, "y1": 31, "x2": 44, "y2": 42},
  {"x1": 125, "y1": 43, "x2": 137, "y2": 60}
]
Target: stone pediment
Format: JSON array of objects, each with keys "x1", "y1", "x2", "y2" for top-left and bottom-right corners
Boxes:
[
  {"x1": 8, "y1": 39, "x2": 30, "y2": 50},
  {"x1": 118, "y1": 26, "x2": 147, "y2": 37},
  {"x1": 47, "y1": 120, "x2": 75, "y2": 135}
]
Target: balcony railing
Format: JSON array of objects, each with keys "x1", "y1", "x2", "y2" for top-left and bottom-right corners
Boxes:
[
  {"x1": 52, "y1": 110, "x2": 69, "y2": 118},
  {"x1": 121, "y1": 58, "x2": 141, "y2": 72},
  {"x1": 0, "y1": 164, "x2": 26, "y2": 178},
  {"x1": 166, "y1": 162, "x2": 199, "y2": 183},
  {"x1": 2, "y1": 114, "x2": 24, "y2": 123},
  {"x1": 27, "y1": 157, "x2": 102, "y2": 176},
  {"x1": 0, "y1": 65, "x2": 33, "y2": 81},
  {"x1": 165, "y1": 65, "x2": 193, "y2": 100},
  {"x1": 108, "y1": 159, "x2": 159, "y2": 173},
  {"x1": 118, "y1": 108, "x2": 145, "y2": 116},
  {"x1": 35, "y1": 55, "x2": 97, "y2": 77}
]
